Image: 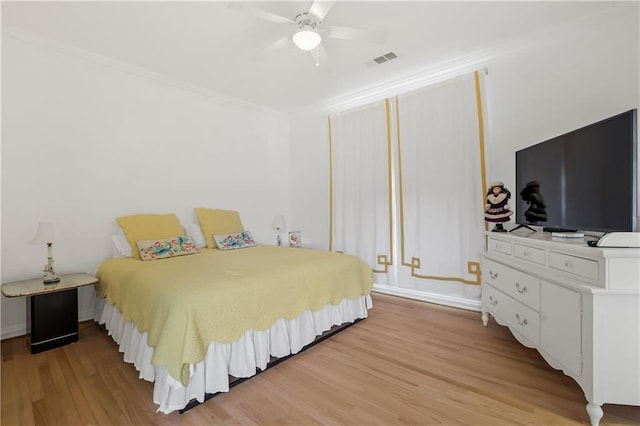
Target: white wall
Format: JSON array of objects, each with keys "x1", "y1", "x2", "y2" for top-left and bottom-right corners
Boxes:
[
  {"x1": 485, "y1": 9, "x2": 640, "y2": 221},
  {"x1": 289, "y1": 114, "x2": 330, "y2": 250},
  {"x1": 1, "y1": 33, "x2": 291, "y2": 338},
  {"x1": 289, "y1": 6, "x2": 639, "y2": 308}
]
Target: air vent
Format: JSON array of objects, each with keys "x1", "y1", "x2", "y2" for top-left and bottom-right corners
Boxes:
[{"x1": 368, "y1": 51, "x2": 398, "y2": 67}]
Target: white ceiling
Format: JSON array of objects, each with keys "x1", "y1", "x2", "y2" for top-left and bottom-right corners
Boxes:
[{"x1": 1, "y1": 1, "x2": 626, "y2": 114}]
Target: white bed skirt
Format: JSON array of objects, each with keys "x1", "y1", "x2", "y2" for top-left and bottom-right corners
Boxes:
[{"x1": 95, "y1": 294, "x2": 372, "y2": 414}]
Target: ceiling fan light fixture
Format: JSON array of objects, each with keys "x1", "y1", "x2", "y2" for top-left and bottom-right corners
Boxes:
[{"x1": 292, "y1": 29, "x2": 322, "y2": 51}]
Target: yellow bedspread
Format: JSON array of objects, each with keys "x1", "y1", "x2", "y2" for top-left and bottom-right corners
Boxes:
[{"x1": 95, "y1": 245, "x2": 373, "y2": 385}]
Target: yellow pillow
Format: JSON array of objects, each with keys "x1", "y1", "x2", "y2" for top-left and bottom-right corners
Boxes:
[
  {"x1": 194, "y1": 208, "x2": 244, "y2": 248},
  {"x1": 116, "y1": 213, "x2": 185, "y2": 260}
]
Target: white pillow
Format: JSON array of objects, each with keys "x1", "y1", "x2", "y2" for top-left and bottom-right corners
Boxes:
[
  {"x1": 110, "y1": 232, "x2": 132, "y2": 258},
  {"x1": 184, "y1": 223, "x2": 207, "y2": 248}
]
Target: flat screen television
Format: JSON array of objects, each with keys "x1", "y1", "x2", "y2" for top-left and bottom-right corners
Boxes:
[{"x1": 515, "y1": 109, "x2": 637, "y2": 234}]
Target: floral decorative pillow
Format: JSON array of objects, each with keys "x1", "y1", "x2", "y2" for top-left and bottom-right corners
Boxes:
[
  {"x1": 136, "y1": 235, "x2": 200, "y2": 261},
  {"x1": 213, "y1": 231, "x2": 257, "y2": 250}
]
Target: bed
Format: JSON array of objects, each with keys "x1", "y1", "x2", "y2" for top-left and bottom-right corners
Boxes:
[{"x1": 94, "y1": 229, "x2": 373, "y2": 414}]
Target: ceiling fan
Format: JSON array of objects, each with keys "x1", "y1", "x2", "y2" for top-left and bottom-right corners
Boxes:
[{"x1": 228, "y1": 0, "x2": 388, "y2": 66}]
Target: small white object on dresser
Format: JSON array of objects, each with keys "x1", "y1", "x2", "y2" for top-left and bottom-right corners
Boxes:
[{"x1": 481, "y1": 231, "x2": 640, "y2": 426}]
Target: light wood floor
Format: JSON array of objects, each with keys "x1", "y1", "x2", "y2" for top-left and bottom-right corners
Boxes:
[{"x1": 2, "y1": 293, "x2": 639, "y2": 426}]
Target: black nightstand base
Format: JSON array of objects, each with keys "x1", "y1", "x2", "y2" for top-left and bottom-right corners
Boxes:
[{"x1": 26, "y1": 289, "x2": 79, "y2": 354}]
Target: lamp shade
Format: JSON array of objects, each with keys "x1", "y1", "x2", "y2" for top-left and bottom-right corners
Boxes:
[
  {"x1": 30, "y1": 222, "x2": 60, "y2": 244},
  {"x1": 292, "y1": 30, "x2": 322, "y2": 51},
  {"x1": 272, "y1": 215, "x2": 285, "y2": 231}
]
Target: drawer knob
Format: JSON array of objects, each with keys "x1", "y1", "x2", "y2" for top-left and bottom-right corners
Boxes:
[
  {"x1": 564, "y1": 261, "x2": 572, "y2": 269},
  {"x1": 489, "y1": 296, "x2": 498, "y2": 306},
  {"x1": 515, "y1": 313, "x2": 528, "y2": 326},
  {"x1": 515, "y1": 282, "x2": 528, "y2": 294},
  {"x1": 489, "y1": 270, "x2": 498, "y2": 279},
  {"x1": 523, "y1": 251, "x2": 530, "y2": 257}
]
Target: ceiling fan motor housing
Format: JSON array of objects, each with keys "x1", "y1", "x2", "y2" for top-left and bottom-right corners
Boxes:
[{"x1": 294, "y1": 12, "x2": 320, "y2": 30}]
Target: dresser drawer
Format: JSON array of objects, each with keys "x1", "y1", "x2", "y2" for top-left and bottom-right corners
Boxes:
[
  {"x1": 514, "y1": 244, "x2": 545, "y2": 265},
  {"x1": 484, "y1": 259, "x2": 540, "y2": 310},
  {"x1": 488, "y1": 238, "x2": 512, "y2": 255},
  {"x1": 482, "y1": 284, "x2": 540, "y2": 345},
  {"x1": 549, "y1": 251, "x2": 599, "y2": 281}
]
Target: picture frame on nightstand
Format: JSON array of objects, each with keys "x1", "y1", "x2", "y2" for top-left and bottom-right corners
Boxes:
[{"x1": 289, "y1": 231, "x2": 301, "y2": 247}]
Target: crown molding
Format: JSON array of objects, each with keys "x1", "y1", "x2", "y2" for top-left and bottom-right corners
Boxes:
[
  {"x1": 2, "y1": 26, "x2": 288, "y2": 119},
  {"x1": 317, "y1": 2, "x2": 636, "y2": 116},
  {"x1": 319, "y1": 49, "x2": 502, "y2": 115}
]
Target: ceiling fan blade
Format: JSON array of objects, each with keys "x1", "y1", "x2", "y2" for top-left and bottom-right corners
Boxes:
[
  {"x1": 324, "y1": 25, "x2": 388, "y2": 44},
  {"x1": 308, "y1": 0, "x2": 335, "y2": 21},
  {"x1": 227, "y1": 2, "x2": 293, "y2": 25},
  {"x1": 250, "y1": 36, "x2": 291, "y2": 61}
]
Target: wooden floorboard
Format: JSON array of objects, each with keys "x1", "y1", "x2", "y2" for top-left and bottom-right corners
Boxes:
[{"x1": 2, "y1": 292, "x2": 639, "y2": 425}]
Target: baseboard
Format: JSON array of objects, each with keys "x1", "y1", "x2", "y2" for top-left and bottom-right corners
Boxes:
[
  {"x1": 1, "y1": 324, "x2": 27, "y2": 340},
  {"x1": 1, "y1": 308, "x2": 96, "y2": 341},
  {"x1": 372, "y1": 284, "x2": 481, "y2": 312}
]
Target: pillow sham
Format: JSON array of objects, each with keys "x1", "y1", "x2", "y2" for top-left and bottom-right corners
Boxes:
[
  {"x1": 213, "y1": 231, "x2": 257, "y2": 250},
  {"x1": 117, "y1": 213, "x2": 185, "y2": 260},
  {"x1": 194, "y1": 208, "x2": 244, "y2": 248},
  {"x1": 136, "y1": 235, "x2": 200, "y2": 261},
  {"x1": 184, "y1": 223, "x2": 207, "y2": 248}
]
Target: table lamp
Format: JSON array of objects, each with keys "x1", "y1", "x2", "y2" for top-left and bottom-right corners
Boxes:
[
  {"x1": 272, "y1": 215, "x2": 285, "y2": 246},
  {"x1": 30, "y1": 222, "x2": 61, "y2": 284}
]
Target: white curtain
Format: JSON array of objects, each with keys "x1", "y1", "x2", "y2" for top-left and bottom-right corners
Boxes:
[
  {"x1": 330, "y1": 100, "x2": 393, "y2": 285},
  {"x1": 329, "y1": 71, "x2": 487, "y2": 298},
  {"x1": 395, "y1": 72, "x2": 485, "y2": 293}
]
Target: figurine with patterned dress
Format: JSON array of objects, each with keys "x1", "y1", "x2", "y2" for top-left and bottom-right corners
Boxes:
[{"x1": 484, "y1": 181, "x2": 513, "y2": 232}]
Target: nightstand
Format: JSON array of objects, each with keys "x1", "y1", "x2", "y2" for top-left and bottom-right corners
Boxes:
[{"x1": 1, "y1": 273, "x2": 98, "y2": 353}]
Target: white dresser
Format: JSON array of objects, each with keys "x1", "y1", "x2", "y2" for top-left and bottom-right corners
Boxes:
[{"x1": 481, "y1": 231, "x2": 640, "y2": 426}]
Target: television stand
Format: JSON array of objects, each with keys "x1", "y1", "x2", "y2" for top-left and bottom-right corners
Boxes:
[{"x1": 510, "y1": 224, "x2": 536, "y2": 232}]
